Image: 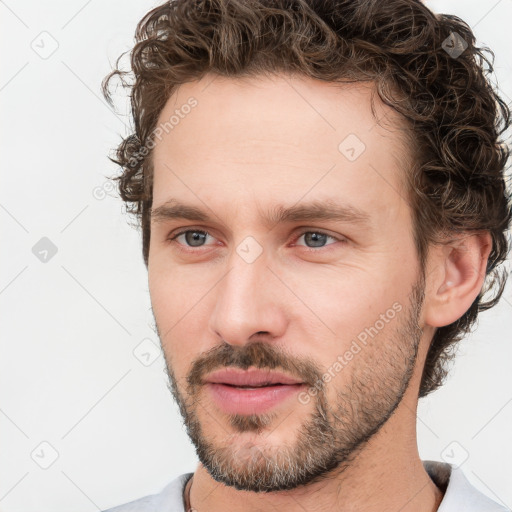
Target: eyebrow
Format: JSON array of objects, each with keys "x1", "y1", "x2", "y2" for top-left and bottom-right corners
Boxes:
[{"x1": 150, "y1": 199, "x2": 371, "y2": 230}]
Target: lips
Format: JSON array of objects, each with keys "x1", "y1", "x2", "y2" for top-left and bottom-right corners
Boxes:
[
  {"x1": 204, "y1": 368, "x2": 303, "y2": 387},
  {"x1": 204, "y1": 368, "x2": 305, "y2": 415}
]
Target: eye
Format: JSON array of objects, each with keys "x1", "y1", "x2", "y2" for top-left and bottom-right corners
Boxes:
[
  {"x1": 168, "y1": 229, "x2": 216, "y2": 249},
  {"x1": 293, "y1": 230, "x2": 344, "y2": 250},
  {"x1": 166, "y1": 228, "x2": 346, "y2": 253}
]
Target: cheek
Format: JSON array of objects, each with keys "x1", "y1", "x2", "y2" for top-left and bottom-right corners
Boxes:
[
  {"x1": 148, "y1": 266, "x2": 202, "y2": 371},
  {"x1": 283, "y1": 265, "x2": 403, "y2": 342},
  {"x1": 148, "y1": 261, "x2": 208, "y2": 321},
  {"x1": 148, "y1": 267, "x2": 178, "y2": 330}
]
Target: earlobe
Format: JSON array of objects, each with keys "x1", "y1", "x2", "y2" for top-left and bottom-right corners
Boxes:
[{"x1": 424, "y1": 232, "x2": 492, "y2": 328}]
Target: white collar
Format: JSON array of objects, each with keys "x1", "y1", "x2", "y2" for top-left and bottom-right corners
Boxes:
[{"x1": 423, "y1": 460, "x2": 509, "y2": 511}]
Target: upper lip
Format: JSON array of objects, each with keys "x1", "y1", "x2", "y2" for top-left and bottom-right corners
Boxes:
[{"x1": 204, "y1": 368, "x2": 303, "y2": 386}]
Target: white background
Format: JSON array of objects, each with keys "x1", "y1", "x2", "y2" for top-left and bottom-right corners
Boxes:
[{"x1": 1, "y1": 1, "x2": 511, "y2": 511}]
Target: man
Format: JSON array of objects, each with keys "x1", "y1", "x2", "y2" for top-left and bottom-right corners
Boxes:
[{"x1": 101, "y1": 0, "x2": 511, "y2": 510}]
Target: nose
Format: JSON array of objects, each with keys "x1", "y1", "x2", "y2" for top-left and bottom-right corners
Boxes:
[{"x1": 208, "y1": 249, "x2": 288, "y2": 347}]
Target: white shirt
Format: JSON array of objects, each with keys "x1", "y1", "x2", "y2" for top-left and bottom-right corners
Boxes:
[{"x1": 102, "y1": 460, "x2": 510, "y2": 511}]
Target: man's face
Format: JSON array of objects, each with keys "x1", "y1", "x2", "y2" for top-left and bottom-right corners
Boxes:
[{"x1": 148, "y1": 73, "x2": 426, "y2": 492}]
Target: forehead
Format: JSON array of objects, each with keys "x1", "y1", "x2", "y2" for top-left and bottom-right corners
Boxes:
[{"x1": 151, "y1": 73, "x2": 412, "y2": 222}]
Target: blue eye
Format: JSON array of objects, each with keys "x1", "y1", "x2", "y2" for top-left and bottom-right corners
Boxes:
[
  {"x1": 169, "y1": 230, "x2": 213, "y2": 247},
  {"x1": 167, "y1": 229, "x2": 345, "y2": 252},
  {"x1": 295, "y1": 231, "x2": 339, "y2": 248}
]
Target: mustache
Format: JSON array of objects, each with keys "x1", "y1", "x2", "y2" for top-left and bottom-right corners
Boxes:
[{"x1": 186, "y1": 341, "x2": 323, "y2": 392}]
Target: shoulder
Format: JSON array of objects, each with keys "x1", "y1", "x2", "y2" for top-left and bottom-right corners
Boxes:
[{"x1": 101, "y1": 473, "x2": 193, "y2": 512}]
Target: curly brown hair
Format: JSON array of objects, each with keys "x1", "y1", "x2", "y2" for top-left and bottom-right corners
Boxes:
[{"x1": 102, "y1": 0, "x2": 511, "y2": 398}]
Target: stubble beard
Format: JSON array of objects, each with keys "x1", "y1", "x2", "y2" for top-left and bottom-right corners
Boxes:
[{"x1": 160, "y1": 280, "x2": 425, "y2": 492}]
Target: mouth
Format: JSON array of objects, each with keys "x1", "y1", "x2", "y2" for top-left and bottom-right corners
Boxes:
[
  {"x1": 204, "y1": 367, "x2": 304, "y2": 387},
  {"x1": 221, "y1": 383, "x2": 289, "y2": 388},
  {"x1": 203, "y1": 368, "x2": 305, "y2": 415}
]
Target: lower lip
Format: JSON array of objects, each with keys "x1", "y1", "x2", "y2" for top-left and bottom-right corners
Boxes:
[{"x1": 205, "y1": 383, "x2": 304, "y2": 415}]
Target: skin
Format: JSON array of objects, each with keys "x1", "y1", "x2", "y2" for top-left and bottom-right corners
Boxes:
[{"x1": 147, "y1": 73, "x2": 491, "y2": 512}]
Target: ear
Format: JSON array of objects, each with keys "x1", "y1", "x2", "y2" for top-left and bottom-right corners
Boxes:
[{"x1": 423, "y1": 231, "x2": 492, "y2": 328}]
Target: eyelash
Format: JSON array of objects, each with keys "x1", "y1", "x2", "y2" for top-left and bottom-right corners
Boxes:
[{"x1": 167, "y1": 228, "x2": 346, "y2": 253}]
